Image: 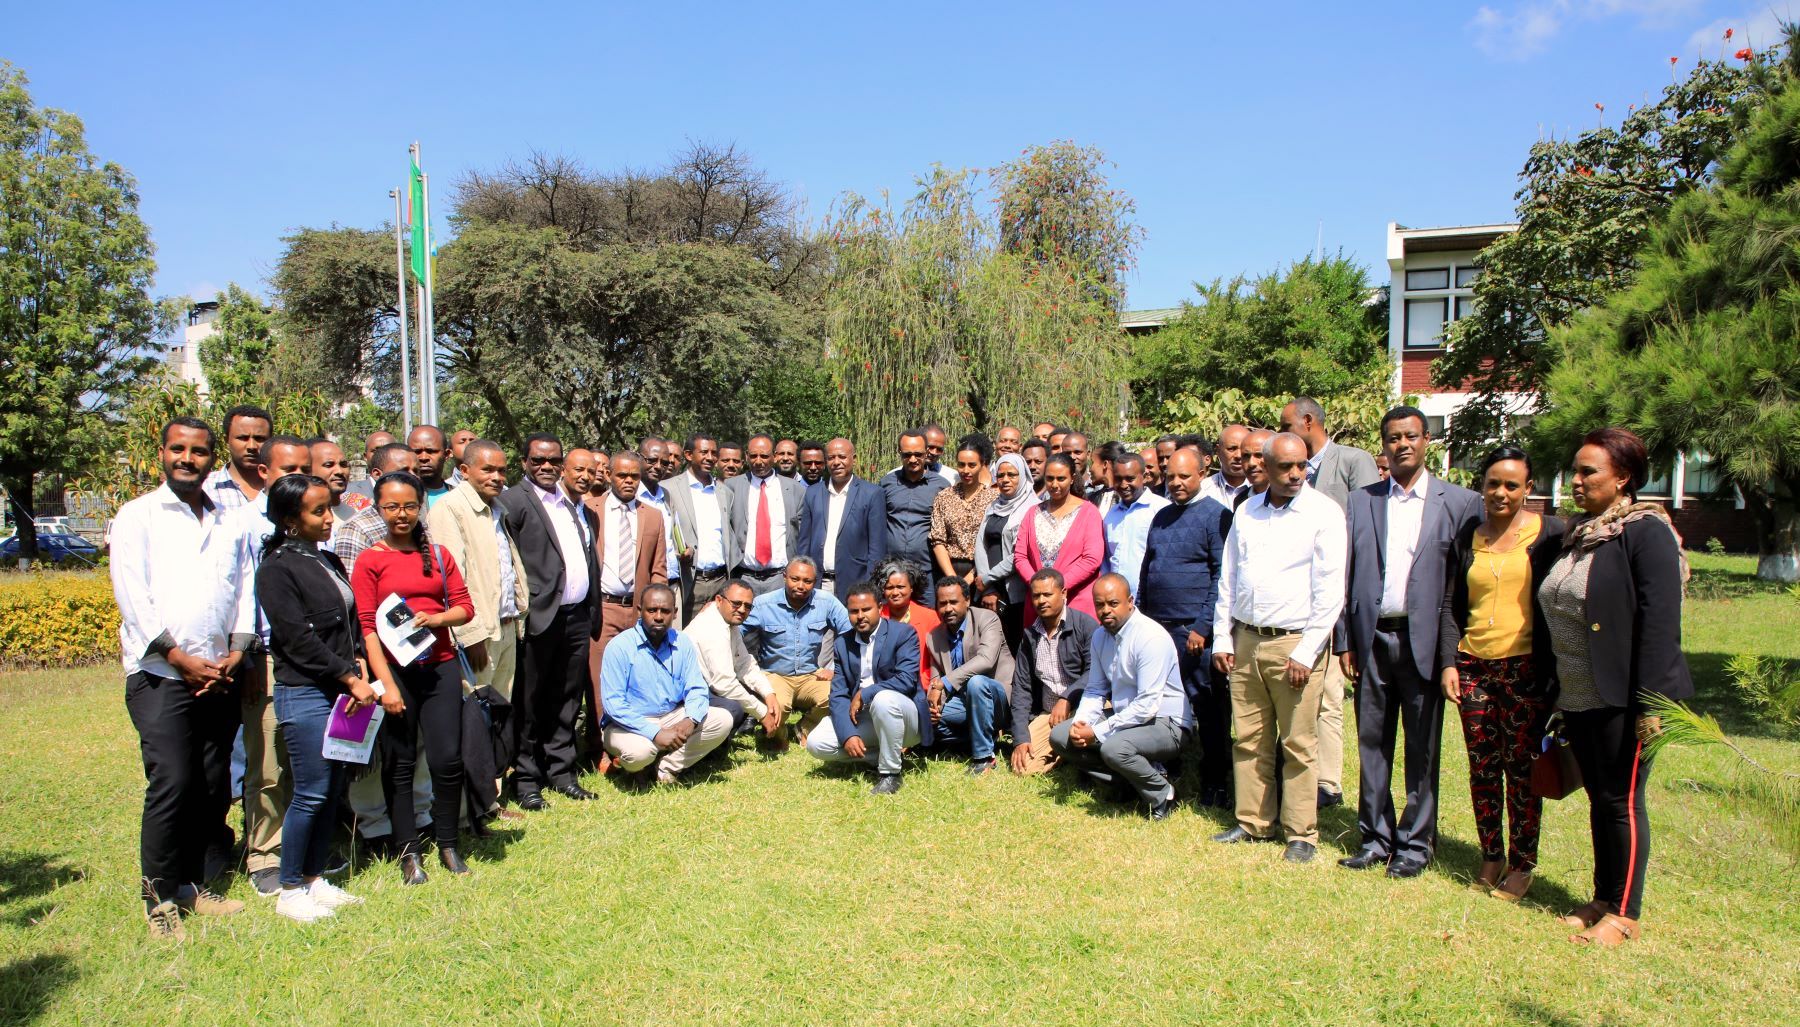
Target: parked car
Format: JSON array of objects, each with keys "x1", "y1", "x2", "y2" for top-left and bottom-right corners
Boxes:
[{"x1": 0, "y1": 530, "x2": 101, "y2": 564}]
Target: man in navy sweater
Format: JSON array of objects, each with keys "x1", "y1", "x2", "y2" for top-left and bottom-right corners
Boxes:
[{"x1": 1138, "y1": 449, "x2": 1234, "y2": 808}]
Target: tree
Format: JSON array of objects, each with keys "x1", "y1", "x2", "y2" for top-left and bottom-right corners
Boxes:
[
  {"x1": 1436, "y1": 47, "x2": 1776, "y2": 450},
  {"x1": 1539, "y1": 28, "x2": 1800, "y2": 581},
  {"x1": 824, "y1": 158, "x2": 1134, "y2": 469},
  {"x1": 1131, "y1": 255, "x2": 1393, "y2": 448},
  {"x1": 996, "y1": 140, "x2": 1143, "y2": 310},
  {"x1": 197, "y1": 284, "x2": 275, "y2": 409},
  {"x1": 0, "y1": 62, "x2": 158, "y2": 562}
]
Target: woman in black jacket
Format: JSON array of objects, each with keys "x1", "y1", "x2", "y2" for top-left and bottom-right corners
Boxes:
[
  {"x1": 1438, "y1": 447, "x2": 1565, "y2": 902},
  {"x1": 1538, "y1": 428, "x2": 1692, "y2": 947},
  {"x1": 256, "y1": 475, "x2": 377, "y2": 924}
]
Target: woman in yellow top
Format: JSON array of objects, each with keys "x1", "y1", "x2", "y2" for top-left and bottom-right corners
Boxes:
[{"x1": 1436, "y1": 446, "x2": 1565, "y2": 902}]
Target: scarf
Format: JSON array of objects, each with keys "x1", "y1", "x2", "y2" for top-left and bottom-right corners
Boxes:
[
  {"x1": 975, "y1": 454, "x2": 1040, "y2": 595},
  {"x1": 1566, "y1": 497, "x2": 1690, "y2": 584}
]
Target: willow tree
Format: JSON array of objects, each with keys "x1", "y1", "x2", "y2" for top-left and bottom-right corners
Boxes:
[{"x1": 826, "y1": 151, "x2": 1134, "y2": 469}]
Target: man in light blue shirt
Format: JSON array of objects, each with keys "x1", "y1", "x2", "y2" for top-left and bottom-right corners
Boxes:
[
  {"x1": 1101, "y1": 451, "x2": 1170, "y2": 597},
  {"x1": 598, "y1": 584, "x2": 734, "y2": 785},
  {"x1": 742, "y1": 556, "x2": 853, "y2": 742},
  {"x1": 1050, "y1": 574, "x2": 1193, "y2": 819}
]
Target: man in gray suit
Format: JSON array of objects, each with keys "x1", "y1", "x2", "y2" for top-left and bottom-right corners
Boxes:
[
  {"x1": 724, "y1": 434, "x2": 806, "y2": 596},
  {"x1": 1280, "y1": 394, "x2": 1382, "y2": 809},
  {"x1": 925, "y1": 577, "x2": 1015, "y2": 774},
  {"x1": 1336, "y1": 406, "x2": 1482, "y2": 878},
  {"x1": 664, "y1": 434, "x2": 741, "y2": 620}
]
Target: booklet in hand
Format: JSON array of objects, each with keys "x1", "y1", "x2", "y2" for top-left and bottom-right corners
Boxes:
[{"x1": 323, "y1": 693, "x2": 384, "y2": 764}]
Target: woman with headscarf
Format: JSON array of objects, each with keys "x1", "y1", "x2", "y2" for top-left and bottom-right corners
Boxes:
[{"x1": 975, "y1": 453, "x2": 1038, "y2": 652}]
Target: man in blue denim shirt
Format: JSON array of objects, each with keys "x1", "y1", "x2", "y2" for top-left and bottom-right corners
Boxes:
[
  {"x1": 599, "y1": 585, "x2": 734, "y2": 785},
  {"x1": 742, "y1": 556, "x2": 852, "y2": 745}
]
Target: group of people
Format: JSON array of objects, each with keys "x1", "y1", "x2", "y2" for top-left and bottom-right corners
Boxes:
[{"x1": 112, "y1": 398, "x2": 1691, "y2": 950}]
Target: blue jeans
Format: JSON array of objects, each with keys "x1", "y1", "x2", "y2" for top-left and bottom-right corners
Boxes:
[
  {"x1": 937, "y1": 674, "x2": 1009, "y2": 760},
  {"x1": 274, "y1": 684, "x2": 346, "y2": 888}
]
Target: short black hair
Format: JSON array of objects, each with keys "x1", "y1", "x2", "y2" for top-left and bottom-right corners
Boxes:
[
  {"x1": 1478, "y1": 445, "x2": 1533, "y2": 483},
  {"x1": 1154, "y1": 434, "x2": 1178, "y2": 448},
  {"x1": 842, "y1": 581, "x2": 881, "y2": 605},
  {"x1": 221, "y1": 404, "x2": 273, "y2": 437},
  {"x1": 684, "y1": 433, "x2": 716, "y2": 453},
  {"x1": 798, "y1": 439, "x2": 826, "y2": 455},
  {"x1": 257, "y1": 434, "x2": 310, "y2": 466},
  {"x1": 161, "y1": 416, "x2": 216, "y2": 449},
  {"x1": 897, "y1": 429, "x2": 926, "y2": 448},
  {"x1": 641, "y1": 583, "x2": 678, "y2": 608},
  {"x1": 747, "y1": 433, "x2": 775, "y2": 448},
  {"x1": 1029, "y1": 567, "x2": 1065, "y2": 589},
  {"x1": 370, "y1": 442, "x2": 415, "y2": 474},
  {"x1": 934, "y1": 576, "x2": 970, "y2": 601},
  {"x1": 524, "y1": 432, "x2": 563, "y2": 454},
  {"x1": 1021, "y1": 438, "x2": 1049, "y2": 456},
  {"x1": 1380, "y1": 405, "x2": 1430, "y2": 436},
  {"x1": 719, "y1": 440, "x2": 744, "y2": 453}
]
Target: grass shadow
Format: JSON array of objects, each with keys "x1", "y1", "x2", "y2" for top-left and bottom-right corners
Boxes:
[
  {"x1": 1682, "y1": 651, "x2": 1792, "y2": 741},
  {"x1": 0, "y1": 953, "x2": 77, "y2": 1027},
  {"x1": 0, "y1": 852, "x2": 82, "y2": 931}
]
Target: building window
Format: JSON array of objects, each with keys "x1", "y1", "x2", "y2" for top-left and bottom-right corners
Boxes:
[
  {"x1": 1455, "y1": 296, "x2": 1477, "y2": 321},
  {"x1": 1405, "y1": 298, "x2": 1448, "y2": 349},
  {"x1": 1407, "y1": 268, "x2": 1450, "y2": 290},
  {"x1": 1456, "y1": 266, "x2": 1480, "y2": 288},
  {"x1": 1685, "y1": 450, "x2": 1725, "y2": 497}
]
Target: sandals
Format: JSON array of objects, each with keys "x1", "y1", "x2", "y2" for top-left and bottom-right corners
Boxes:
[
  {"x1": 1557, "y1": 901, "x2": 1608, "y2": 929},
  {"x1": 1571, "y1": 914, "x2": 1640, "y2": 947},
  {"x1": 1491, "y1": 870, "x2": 1533, "y2": 903},
  {"x1": 1472, "y1": 859, "x2": 1504, "y2": 892}
]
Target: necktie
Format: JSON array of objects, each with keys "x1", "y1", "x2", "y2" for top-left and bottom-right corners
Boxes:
[
  {"x1": 754, "y1": 478, "x2": 772, "y2": 566},
  {"x1": 1306, "y1": 463, "x2": 1319, "y2": 486},
  {"x1": 615, "y1": 502, "x2": 634, "y2": 589},
  {"x1": 951, "y1": 632, "x2": 964, "y2": 670}
]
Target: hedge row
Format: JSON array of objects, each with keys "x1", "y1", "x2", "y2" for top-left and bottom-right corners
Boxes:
[{"x1": 0, "y1": 572, "x2": 119, "y2": 668}]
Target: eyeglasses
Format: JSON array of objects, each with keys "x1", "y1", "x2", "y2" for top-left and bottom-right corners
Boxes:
[
  {"x1": 723, "y1": 598, "x2": 753, "y2": 611},
  {"x1": 526, "y1": 455, "x2": 565, "y2": 465},
  {"x1": 378, "y1": 503, "x2": 422, "y2": 514}
]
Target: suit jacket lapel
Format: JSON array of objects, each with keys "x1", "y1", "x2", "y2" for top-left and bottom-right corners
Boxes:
[
  {"x1": 526, "y1": 486, "x2": 569, "y2": 567},
  {"x1": 1370, "y1": 485, "x2": 1390, "y2": 578}
]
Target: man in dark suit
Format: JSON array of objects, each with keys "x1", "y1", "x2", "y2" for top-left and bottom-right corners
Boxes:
[
  {"x1": 1138, "y1": 448, "x2": 1234, "y2": 808},
  {"x1": 1337, "y1": 406, "x2": 1483, "y2": 878},
  {"x1": 798, "y1": 437, "x2": 887, "y2": 597},
  {"x1": 499, "y1": 433, "x2": 603, "y2": 808},
  {"x1": 1279, "y1": 394, "x2": 1383, "y2": 809},
  {"x1": 803, "y1": 581, "x2": 922, "y2": 795},
  {"x1": 663, "y1": 434, "x2": 740, "y2": 621},
  {"x1": 724, "y1": 434, "x2": 806, "y2": 596}
]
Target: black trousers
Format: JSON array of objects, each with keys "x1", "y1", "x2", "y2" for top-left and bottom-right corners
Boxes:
[
  {"x1": 381, "y1": 659, "x2": 465, "y2": 850},
  {"x1": 1158, "y1": 620, "x2": 1229, "y2": 792},
  {"x1": 515, "y1": 599, "x2": 590, "y2": 793},
  {"x1": 1354, "y1": 622, "x2": 1444, "y2": 863},
  {"x1": 125, "y1": 671, "x2": 238, "y2": 906},
  {"x1": 1565, "y1": 706, "x2": 1655, "y2": 919}
]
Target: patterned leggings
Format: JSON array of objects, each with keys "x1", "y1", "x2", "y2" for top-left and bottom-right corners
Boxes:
[{"x1": 1455, "y1": 652, "x2": 1551, "y2": 872}]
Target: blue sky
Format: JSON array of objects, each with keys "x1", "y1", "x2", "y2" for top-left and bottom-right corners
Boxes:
[{"x1": 7, "y1": 0, "x2": 1791, "y2": 314}]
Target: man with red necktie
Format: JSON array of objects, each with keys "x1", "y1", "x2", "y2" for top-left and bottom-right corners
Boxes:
[{"x1": 725, "y1": 435, "x2": 806, "y2": 597}]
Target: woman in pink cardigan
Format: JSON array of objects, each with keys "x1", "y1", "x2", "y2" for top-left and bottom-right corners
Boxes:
[{"x1": 1014, "y1": 453, "x2": 1105, "y2": 626}]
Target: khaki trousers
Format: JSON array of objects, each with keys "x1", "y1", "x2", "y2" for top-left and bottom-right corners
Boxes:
[
  {"x1": 1229, "y1": 627, "x2": 1326, "y2": 845},
  {"x1": 765, "y1": 672, "x2": 832, "y2": 737},
  {"x1": 241, "y1": 655, "x2": 291, "y2": 874},
  {"x1": 603, "y1": 707, "x2": 734, "y2": 777},
  {"x1": 1317, "y1": 658, "x2": 1348, "y2": 795},
  {"x1": 472, "y1": 623, "x2": 520, "y2": 702},
  {"x1": 1014, "y1": 714, "x2": 1062, "y2": 775}
]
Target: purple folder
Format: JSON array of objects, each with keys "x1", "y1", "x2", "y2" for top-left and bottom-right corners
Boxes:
[{"x1": 326, "y1": 694, "x2": 378, "y2": 742}]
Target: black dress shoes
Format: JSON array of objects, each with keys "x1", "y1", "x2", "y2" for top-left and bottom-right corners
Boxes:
[
  {"x1": 870, "y1": 774, "x2": 903, "y2": 795},
  {"x1": 1317, "y1": 788, "x2": 1344, "y2": 810},
  {"x1": 1339, "y1": 851, "x2": 1388, "y2": 871},
  {"x1": 1202, "y1": 786, "x2": 1231, "y2": 810},
  {"x1": 1387, "y1": 857, "x2": 1427, "y2": 879},
  {"x1": 1212, "y1": 826, "x2": 1271, "y2": 844},
  {"x1": 1148, "y1": 795, "x2": 1177, "y2": 821},
  {"x1": 399, "y1": 853, "x2": 428, "y2": 886},
  {"x1": 1283, "y1": 841, "x2": 1317, "y2": 863},
  {"x1": 437, "y1": 846, "x2": 471, "y2": 876},
  {"x1": 552, "y1": 782, "x2": 597, "y2": 802}
]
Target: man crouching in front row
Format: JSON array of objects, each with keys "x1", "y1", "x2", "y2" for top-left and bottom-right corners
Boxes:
[{"x1": 804, "y1": 582, "x2": 923, "y2": 795}]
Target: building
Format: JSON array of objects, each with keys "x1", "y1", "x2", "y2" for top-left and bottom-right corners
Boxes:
[
  {"x1": 1386, "y1": 221, "x2": 1752, "y2": 550},
  {"x1": 164, "y1": 300, "x2": 219, "y2": 394}
]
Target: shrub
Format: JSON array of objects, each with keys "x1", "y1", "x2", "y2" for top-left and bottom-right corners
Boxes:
[{"x1": 0, "y1": 572, "x2": 119, "y2": 668}]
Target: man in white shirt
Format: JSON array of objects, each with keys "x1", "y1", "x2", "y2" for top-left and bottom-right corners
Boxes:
[
  {"x1": 1197, "y1": 424, "x2": 1252, "y2": 508},
  {"x1": 664, "y1": 435, "x2": 740, "y2": 620},
  {"x1": 1049, "y1": 574, "x2": 1193, "y2": 819},
  {"x1": 1100, "y1": 452, "x2": 1169, "y2": 597},
  {"x1": 686, "y1": 581, "x2": 782, "y2": 740},
  {"x1": 112, "y1": 417, "x2": 250, "y2": 938},
  {"x1": 726, "y1": 435, "x2": 805, "y2": 596},
  {"x1": 1210, "y1": 432, "x2": 1347, "y2": 864}
]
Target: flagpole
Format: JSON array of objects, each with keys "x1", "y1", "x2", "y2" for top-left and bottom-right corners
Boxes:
[
  {"x1": 409, "y1": 141, "x2": 433, "y2": 425},
  {"x1": 390, "y1": 187, "x2": 413, "y2": 432},
  {"x1": 421, "y1": 166, "x2": 438, "y2": 424}
]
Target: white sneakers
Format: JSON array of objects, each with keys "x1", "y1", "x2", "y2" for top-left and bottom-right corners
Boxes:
[{"x1": 307, "y1": 878, "x2": 364, "y2": 909}]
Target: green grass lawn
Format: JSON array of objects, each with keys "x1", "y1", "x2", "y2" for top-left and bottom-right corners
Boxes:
[{"x1": 2, "y1": 554, "x2": 1798, "y2": 1026}]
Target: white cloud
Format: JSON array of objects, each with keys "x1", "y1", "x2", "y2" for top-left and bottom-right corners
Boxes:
[
  {"x1": 1685, "y1": 8, "x2": 1793, "y2": 57},
  {"x1": 1470, "y1": 0, "x2": 1708, "y2": 60}
]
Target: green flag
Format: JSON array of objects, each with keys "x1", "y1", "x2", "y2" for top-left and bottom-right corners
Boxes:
[{"x1": 409, "y1": 156, "x2": 428, "y2": 284}]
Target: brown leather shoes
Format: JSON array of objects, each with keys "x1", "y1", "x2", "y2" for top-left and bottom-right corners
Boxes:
[{"x1": 1571, "y1": 914, "x2": 1639, "y2": 947}]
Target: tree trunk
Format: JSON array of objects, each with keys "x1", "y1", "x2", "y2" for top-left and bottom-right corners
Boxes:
[
  {"x1": 1756, "y1": 498, "x2": 1800, "y2": 582},
  {"x1": 2, "y1": 474, "x2": 37, "y2": 568}
]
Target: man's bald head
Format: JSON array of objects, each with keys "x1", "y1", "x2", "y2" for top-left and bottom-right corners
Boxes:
[
  {"x1": 1092, "y1": 573, "x2": 1134, "y2": 630},
  {"x1": 1266, "y1": 432, "x2": 1311, "y2": 500}
]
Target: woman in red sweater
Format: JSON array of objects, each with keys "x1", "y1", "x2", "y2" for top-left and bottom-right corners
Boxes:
[
  {"x1": 351, "y1": 472, "x2": 475, "y2": 885},
  {"x1": 1013, "y1": 454, "x2": 1104, "y2": 626}
]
